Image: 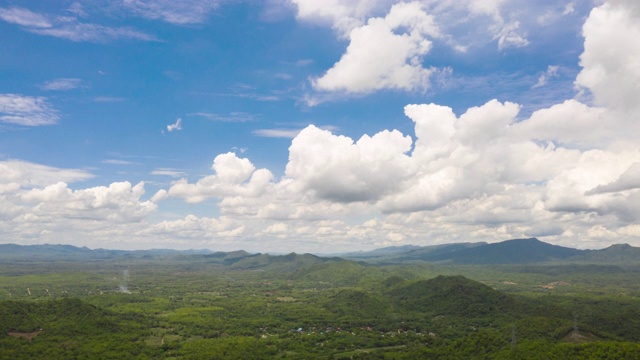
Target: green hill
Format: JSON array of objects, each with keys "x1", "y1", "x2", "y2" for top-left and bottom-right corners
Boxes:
[
  {"x1": 323, "y1": 289, "x2": 391, "y2": 320},
  {"x1": 0, "y1": 298, "x2": 118, "y2": 335},
  {"x1": 229, "y1": 252, "x2": 338, "y2": 272},
  {"x1": 290, "y1": 260, "x2": 383, "y2": 286},
  {"x1": 389, "y1": 275, "x2": 516, "y2": 317}
]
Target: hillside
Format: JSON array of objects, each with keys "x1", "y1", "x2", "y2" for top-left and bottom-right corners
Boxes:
[
  {"x1": 389, "y1": 275, "x2": 517, "y2": 317},
  {"x1": 228, "y1": 252, "x2": 341, "y2": 272}
]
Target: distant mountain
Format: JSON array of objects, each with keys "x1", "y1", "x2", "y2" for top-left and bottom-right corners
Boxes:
[
  {"x1": 4, "y1": 239, "x2": 640, "y2": 266},
  {"x1": 336, "y1": 245, "x2": 423, "y2": 258},
  {"x1": 337, "y1": 238, "x2": 585, "y2": 265},
  {"x1": 424, "y1": 238, "x2": 584, "y2": 264},
  {"x1": 229, "y1": 252, "x2": 342, "y2": 272},
  {"x1": 570, "y1": 243, "x2": 640, "y2": 263},
  {"x1": 337, "y1": 242, "x2": 485, "y2": 262},
  {"x1": 396, "y1": 242, "x2": 487, "y2": 262},
  {"x1": 338, "y1": 238, "x2": 623, "y2": 265},
  {"x1": 0, "y1": 243, "x2": 211, "y2": 261}
]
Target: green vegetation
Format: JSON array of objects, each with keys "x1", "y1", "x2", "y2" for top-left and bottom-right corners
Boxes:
[{"x1": 2, "y1": 242, "x2": 640, "y2": 358}]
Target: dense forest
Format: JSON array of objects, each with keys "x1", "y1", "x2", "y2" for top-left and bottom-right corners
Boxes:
[{"x1": 2, "y1": 240, "x2": 640, "y2": 359}]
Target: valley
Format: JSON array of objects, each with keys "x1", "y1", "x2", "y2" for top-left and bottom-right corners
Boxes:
[{"x1": 1, "y1": 238, "x2": 640, "y2": 359}]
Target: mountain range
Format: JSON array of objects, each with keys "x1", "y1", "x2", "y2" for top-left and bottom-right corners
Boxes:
[{"x1": 1, "y1": 238, "x2": 639, "y2": 265}]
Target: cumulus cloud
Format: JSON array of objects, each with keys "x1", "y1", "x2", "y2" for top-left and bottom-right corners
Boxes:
[
  {"x1": 291, "y1": 0, "x2": 391, "y2": 37},
  {"x1": 311, "y1": 2, "x2": 439, "y2": 95},
  {"x1": 586, "y1": 163, "x2": 640, "y2": 195},
  {"x1": 20, "y1": 181, "x2": 156, "y2": 223},
  {"x1": 0, "y1": 162, "x2": 160, "y2": 249},
  {"x1": 159, "y1": 96, "x2": 640, "y2": 251},
  {"x1": 285, "y1": 125, "x2": 413, "y2": 202},
  {"x1": 143, "y1": 215, "x2": 246, "y2": 242},
  {"x1": 3, "y1": 0, "x2": 640, "y2": 252},
  {"x1": 0, "y1": 94, "x2": 60, "y2": 126},
  {"x1": 296, "y1": 0, "x2": 536, "y2": 100},
  {"x1": 511, "y1": 100, "x2": 610, "y2": 148},
  {"x1": 575, "y1": 0, "x2": 640, "y2": 112},
  {"x1": 166, "y1": 152, "x2": 274, "y2": 204},
  {"x1": 0, "y1": 182, "x2": 156, "y2": 251}
]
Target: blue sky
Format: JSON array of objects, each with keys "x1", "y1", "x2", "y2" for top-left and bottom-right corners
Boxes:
[{"x1": 1, "y1": 0, "x2": 640, "y2": 253}]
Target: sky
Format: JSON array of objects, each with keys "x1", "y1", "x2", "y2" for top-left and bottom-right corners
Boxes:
[{"x1": 1, "y1": 0, "x2": 639, "y2": 253}]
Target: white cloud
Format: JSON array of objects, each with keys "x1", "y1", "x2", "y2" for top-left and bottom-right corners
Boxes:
[
  {"x1": 167, "y1": 118, "x2": 183, "y2": 132},
  {"x1": 0, "y1": 160, "x2": 93, "y2": 187},
  {"x1": 252, "y1": 128, "x2": 301, "y2": 138},
  {"x1": 150, "y1": 90, "x2": 640, "y2": 251},
  {"x1": 296, "y1": 0, "x2": 538, "y2": 100},
  {"x1": 0, "y1": 160, "x2": 157, "y2": 249},
  {"x1": 166, "y1": 152, "x2": 274, "y2": 204},
  {"x1": 103, "y1": 159, "x2": 138, "y2": 165},
  {"x1": 586, "y1": 163, "x2": 640, "y2": 195},
  {"x1": 511, "y1": 100, "x2": 610, "y2": 148},
  {"x1": 20, "y1": 181, "x2": 156, "y2": 223},
  {"x1": 285, "y1": 125, "x2": 413, "y2": 202},
  {"x1": 532, "y1": 65, "x2": 559, "y2": 89},
  {"x1": 291, "y1": 0, "x2": 392, "y2": 37},
  {"x1": 3, "y1": 0, "x2": 640, "y2": 252},
  {"x1": 0, "y1": 94, "x2": 59, "y2": 126},
  {"x1": 151, "y1": 168, "x2": 187, "y2": 177},
  {"x1": 40, "y1": 78, "x2": 83, "y2": 91},
  {"x1": 189, "y1": 112, "x2": 258, "y2": 122},
  {"x1": 119, "y1": 0, "x2": 222, "y2": 24},
  {"x1": 0, "y1": 6, "x2": 156, "y2": 43},
  {"x1": 575, "y1": 0, "x2": 640, "y2": 112},
  {"x1": 67, "y1": 2, "x2": 88, "y2": 18},
  {"x1": 311, "y1": 2, "x2": 439, "y2": 95},
  {"x1": 492, "y1": 20, "x2": 528, "y2": 49},
  {"x1": 464, "y1": 0, "x2": 528, "y2": 49},
  {"x1": 0, "y1": 7, "x2": 51, "y2": 28},
  {"x1": 94, "y1": 96, "x2": 125, "y2": 102},
  {"x1": 30, "y1": 22, "x2": 156, "y2": 42},
  {"x1": 143, "y1": 214, "x2": 245, "y2": 240},
  {"x1": 563, "y1": 2, "x2": 576, "y2": 16}
]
